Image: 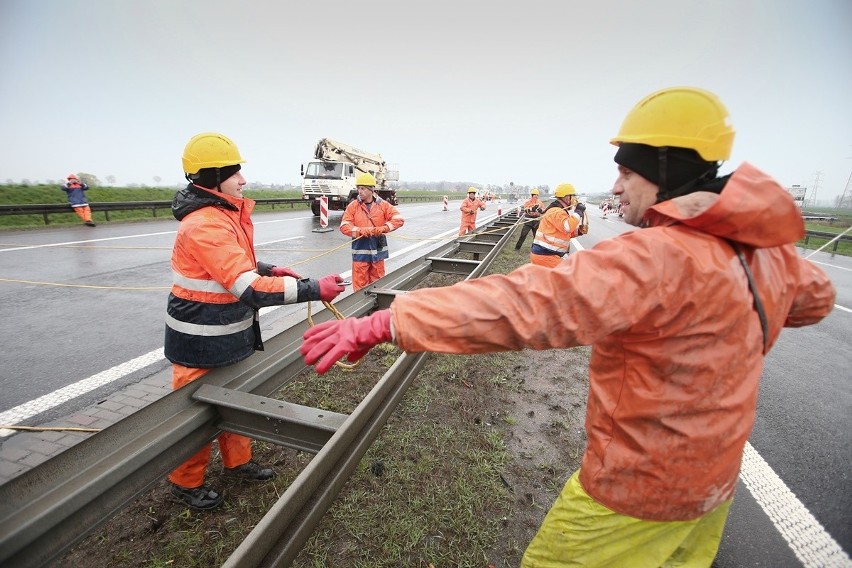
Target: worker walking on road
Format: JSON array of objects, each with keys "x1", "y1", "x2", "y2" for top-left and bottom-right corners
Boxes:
[
  {"x1": 514, "y1": 188, "x2": 544, "y2": 250},
  {"x1": 165, "y1": 132, "x2": 345, "y2": 510},
  {"x1": 529, "y1": 183, "x2": 586, "y2": 267},
  {"x1": 299, "y1": 86, "x2": 836, "y2": 567},
  {"x1": 458, "y1": 187, "x2": 486, "y2": 236},
  {"x1": 340, "y1": 172, "x2": 405, "y2": 291},
  {"x1": 61, "y1": 173, "x2": 95, "y2": 226}
]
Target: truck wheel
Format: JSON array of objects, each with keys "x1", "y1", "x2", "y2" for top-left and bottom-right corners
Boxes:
[{"x1": 310, "y1": 201, "x2": 320, "y2": 216}]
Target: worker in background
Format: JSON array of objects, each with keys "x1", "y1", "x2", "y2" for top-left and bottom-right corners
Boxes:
[
  {"x1": 340, "y1": 172, "x2": 405, "y2": 291},
  {"x1": 529, "y1": 183, "x2": 586, "y2": 267},
  {"x1": 299, "y1": 86, "x2": 836, "y2": 567},
  {"x1": 61, "y1": 173, "x2": 95, "y2": 226},
  {"x1": 166, "y1": 132, "x2": 345, "y2": 510},
  {"x1": 514, "y1": 188, "x2": 544, "y2": 250},
  {"x1": 458, "y1": 186, "x2": 486, "y2": 236}
]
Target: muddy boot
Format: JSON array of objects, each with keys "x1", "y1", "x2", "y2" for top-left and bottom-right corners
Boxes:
[
  {"x1": 224, "y1": 460, "x2": 275, "y2": 481},
  {"x1": 170, "y1": 483, "x2": 224, "y2": 510}
]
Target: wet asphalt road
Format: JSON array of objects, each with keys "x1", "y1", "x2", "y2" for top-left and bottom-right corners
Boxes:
[{"x1": 0, "y1": 204, "x2": 849, "y2": 565}]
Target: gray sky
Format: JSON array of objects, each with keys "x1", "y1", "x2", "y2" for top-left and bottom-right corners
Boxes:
[{"x1": 1, "y1": 0, "x2": 851, "y2": 203}]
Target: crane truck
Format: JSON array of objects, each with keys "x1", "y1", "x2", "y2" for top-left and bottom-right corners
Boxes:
[{"x1": 301, "y1": 138, "x2": 399, "y2": 216}]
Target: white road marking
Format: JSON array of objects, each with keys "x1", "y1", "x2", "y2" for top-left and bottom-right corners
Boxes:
[
  {"x1": 0, "y1": 348, "x2": 164, "y2": 437},
  {"x1": 0, "y1": 230, "x2": 177, "y2": 253},
  {"x1": 740, "y1": 442, "x2": 851, "y2": 567}
]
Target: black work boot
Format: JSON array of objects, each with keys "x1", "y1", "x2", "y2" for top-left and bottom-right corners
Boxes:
[
  {"x1": 224, "y1": 460, "x2": 275, "y2": 481},
  {"x1": 170, "y1": 483, "x2": 224, "y2": 510}
]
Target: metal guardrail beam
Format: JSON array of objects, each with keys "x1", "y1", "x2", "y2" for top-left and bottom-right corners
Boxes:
[
  {"x1": 801, "y1": 230, "x2": 852, "y2": 252},
  {"x1": 0, "y1": 196, "x2": 443, "y2": 223},
  {"x1": 225, "y1": 217, "x2": 515, "y2": 568},
  {"x1": 0, "y1": 214, "x2": 517, "y2": 568}
]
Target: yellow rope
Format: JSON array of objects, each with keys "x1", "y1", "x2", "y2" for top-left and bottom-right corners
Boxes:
[
  {"x1": 0, "y1": 277, "x2": 169, "y2": 290},
  {"x1": 305, "y1": 299, "x2": 362, "y2": 370},
  {"x1": 0, "y1": 215, "x2": 523, "y2": 291}
]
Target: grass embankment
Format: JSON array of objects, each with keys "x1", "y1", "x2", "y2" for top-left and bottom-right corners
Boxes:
[
  {"x1": 0, "y1": 185, "x2": 453, "y2": 230},
  {"x1": 0, "y1": 185, "x2": 309, "y2": 228},
  {"x1": 801, "y1": 216, "x2": 852, "y2": 256}
]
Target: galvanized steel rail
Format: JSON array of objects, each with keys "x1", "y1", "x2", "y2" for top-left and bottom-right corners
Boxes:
[
  {"x1": 0, "y1": 196, "x2": 442, "y2": 224},
  {"x1": 0, "y1": 213, "x2": 520, "y2": 568}
]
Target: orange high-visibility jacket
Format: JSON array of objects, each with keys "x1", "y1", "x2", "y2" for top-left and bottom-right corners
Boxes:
[
  {"x1": 165, "y1": 184, "x2": 319, "y2": 368},
  {"x1": 522, "y1": 196, "x2": 544, "y2": 218},
  {"x1": 340, "y1": 196, "x2": 404, "y2": 263},
  {"x1": 460, "y1": 196, "x2": 486, "y2": 218},
  {"x1": 389, "y1": 163, "x2": 836, "y2": 521},
  {"x1": 530, "y1": 204, "x2": 581, "y2": 258}
]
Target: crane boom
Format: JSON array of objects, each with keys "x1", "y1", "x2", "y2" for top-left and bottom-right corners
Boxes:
[{"x1": 300, "y1": 138, "x2": 399, "y2": 216}]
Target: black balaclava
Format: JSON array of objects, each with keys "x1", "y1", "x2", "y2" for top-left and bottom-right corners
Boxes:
[
  {"x1": 192, "y1": 164, "x2": 241, "y2": 190},
  {"x1": 614, "y1": 143, "x2": 722, "y2": 202}
]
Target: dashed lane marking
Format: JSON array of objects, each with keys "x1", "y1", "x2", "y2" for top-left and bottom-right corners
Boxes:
[{"x1": 740, "y1": 442, "x2": 851, "y2": 567}]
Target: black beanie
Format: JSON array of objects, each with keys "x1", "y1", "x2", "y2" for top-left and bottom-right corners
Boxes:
[
  {"x1": 193, "y1": 164, "x2": 242, "y2": 189},
  {"x1": 614, "y1": 143, "x2": 719, "y2": 199}
]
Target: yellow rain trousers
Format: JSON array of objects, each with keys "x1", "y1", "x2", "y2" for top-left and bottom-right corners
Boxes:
[{"x1": 522, "y1": 471, "x2": 732, "y2": 568}]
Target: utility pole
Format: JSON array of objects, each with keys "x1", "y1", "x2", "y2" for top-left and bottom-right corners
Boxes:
[
  {"x1": 809, "y1": 171, "x2": 822, "y2": 207},
  {"x1": 837, "y1": 170, "x2": 852, "y2": 209}
]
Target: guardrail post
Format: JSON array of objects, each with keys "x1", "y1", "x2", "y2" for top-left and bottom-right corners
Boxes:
[
  {"x1": 43, "y1": 213, "x2": 49, "y2": 225},
  {"x1": 105, "y1": 210, "x2": 110, "y2": 222}
]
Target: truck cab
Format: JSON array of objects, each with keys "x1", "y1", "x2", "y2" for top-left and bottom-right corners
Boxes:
[
  {"x1": 301, "y1": 138, "x2": 398, "y2": 216},
  {"x1": 301, "y1": 161, "x2": 358, "y2": 216}
]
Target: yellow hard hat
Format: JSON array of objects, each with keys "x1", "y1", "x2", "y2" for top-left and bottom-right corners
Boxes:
[
  {"x1": 554, "y1": 183, "x2": 576, "y2": 198},
  {"x1": 356, "y1": 172, "x2": 377, "y2": 187},
  {"x1": 467, "y1": 187, "x2": 477, "y2": 193},
  {"x1": 530, "y1": 188, "x2": 540, "y2": 195},
  {"x1": 182, "y1": 132, "x2": 246, "y2": 174},
  {"x1": 610, "y1": 86, "x2": 735, "y2": 161}
]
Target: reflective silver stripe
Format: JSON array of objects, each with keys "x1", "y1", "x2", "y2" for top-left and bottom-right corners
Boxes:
[
  {"x1": 351, "y1": 245, "x2": 380, "y2": 255},
  {"x1": 165, "y1": 313, "x2": 253, "y2": 337},
  {"x1": 230, "y1": 270, "x2": 260, "y2": 297},
  {"x1": 172, "y1": 271, "x2": 229, "y2": 294},
  {"x1": 533, "y1": 233, "x2": 570, "y2": 249},
  {"x1": 282, "y1": 276, "x2": 299, "y2": 304}
]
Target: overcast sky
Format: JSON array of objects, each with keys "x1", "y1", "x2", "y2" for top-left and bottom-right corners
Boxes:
[{"x1": 1, "y1": 0, "x2": 850, "y2": 203}]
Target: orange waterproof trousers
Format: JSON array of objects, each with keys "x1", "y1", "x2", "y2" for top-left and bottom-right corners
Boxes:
[
  {"x1": 352, "y1": 260, "x2": 385, "y2": 292},
  {"x1": 459, "y1": 218, "x2": 476, "y2": 236},
  {"x1": 167, "y1": 364, "x2": 252, "y2": 489},
  {"x1": 530, "y1": 253, "x2": 563, "y2": 268},
  {"x1": 72, "y1": 205, "x2": 93, "y2": 223}
]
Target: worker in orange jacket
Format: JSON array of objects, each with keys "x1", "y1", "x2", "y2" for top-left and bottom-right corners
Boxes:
[
  {"x1": 340, "y1": 172, "x2": 405, "y2": 291},
  {"x1": 514, "y1": 188, "x2": 544, "y2": 250},
  {"x1": 529, "y1": 183, "x2": 586, "y2": 267},
  {"x1": 165, "y1": 132, "x2": 345, "y2": 510},
  {"x1": 61, "y1": 174, "x2": 95, "y2": 226},
  {"x1": 299, "y1": 87, "x2": 836, "y2": 567},
  {"x1": 458, "y1": 187, "x2": 486, "y2": 236}
]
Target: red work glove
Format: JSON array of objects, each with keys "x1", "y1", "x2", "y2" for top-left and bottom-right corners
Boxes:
[
  {"x1": 358, "y1": 227, "x2": 378, "y2": 237},
  {"x1": 318, "y1": 274, "x2": 346, "y2": 302},
  {"x1": 301, "y1": 310, "x2": 393, "y2": 373},
  {"x1": 271, "y1": 266, "x2": 302, "y2": 279}
]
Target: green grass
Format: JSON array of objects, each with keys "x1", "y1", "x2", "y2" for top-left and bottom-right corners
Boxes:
[
  {"x1": 801, "y1": 217, "x2": 852, "y2": 256},
  {"x1": 0, "y1": 184, "x2": 450, "y2": 229}
]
